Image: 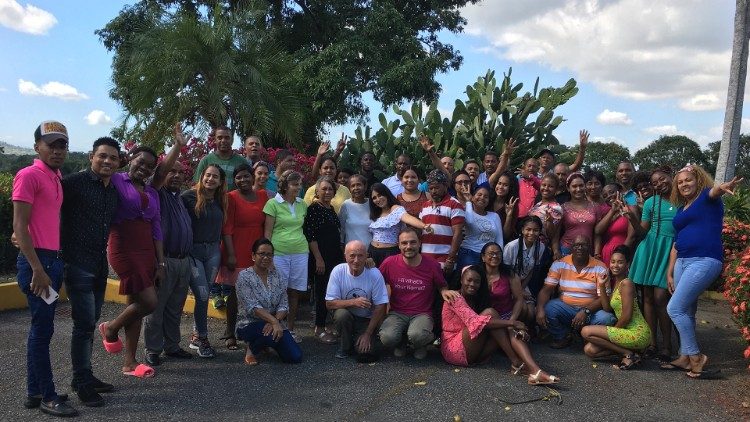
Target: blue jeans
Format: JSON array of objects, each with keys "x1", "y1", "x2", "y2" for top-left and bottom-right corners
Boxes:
[
  {"x1": 236, "y1": 321, "x2": 302, "y2": 363},
  {"x1": 189, "y1": 242, "x2": 221, "y2": 337},
  {"x1": 65, "y1": 261, "x2": 107, "y2": 388},
  {"x1": 456, "y1": 247, "x2": 481, "y2": 271},
  {"x1": 17, "y1": 252, "x2": 64, "y2": 401},
  {"x1": 544, "y1": 298, "x2": 617, "y2": 341},
  {"x1": 667, "y1": 257, "x2": 723, "y2": 356}
]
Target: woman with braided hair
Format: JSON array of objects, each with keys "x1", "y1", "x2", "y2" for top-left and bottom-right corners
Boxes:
[{"x1": 624, "y1": 165, "x2": 676, "y2": 362}]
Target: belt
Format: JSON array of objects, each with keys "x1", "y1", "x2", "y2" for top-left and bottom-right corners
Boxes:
[{"x1": 166, "y1": 252, "x2": 189, "y2": 259}]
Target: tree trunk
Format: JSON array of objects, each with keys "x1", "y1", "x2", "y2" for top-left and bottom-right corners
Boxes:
[{"x1": 717, "y1": 0, "x2": 750, "y2": 183}]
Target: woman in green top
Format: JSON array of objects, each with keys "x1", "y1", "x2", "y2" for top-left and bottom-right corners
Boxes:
[
  {"x1": 263, "y1": 170, "x2": 308, "y2": 343},
  {"x1": 624, "y1": 165, "x2": 676, "y2": 361},
  {"x1": 582, "y1": 245, "x2": 651, "y2": 370}
]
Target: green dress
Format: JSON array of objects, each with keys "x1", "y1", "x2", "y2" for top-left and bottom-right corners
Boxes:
[
  {"x1": 606, "y1": 281, "x2": 651, "y2": 350},
  {"x1": 629, "y1": 195, "x2": 676, "y2": 289}
]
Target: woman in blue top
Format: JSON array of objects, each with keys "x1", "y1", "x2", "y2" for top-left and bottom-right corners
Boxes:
[{"x1": 661, "y1": 164, "x2": 742, "y2": 378}]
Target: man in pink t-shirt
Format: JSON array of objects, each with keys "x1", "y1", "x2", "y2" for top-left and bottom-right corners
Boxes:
[
  {"x1": 12, "y1": 121, "x2": 78, "y2": 417},
  {"x1": 378, "y1": 228, "x2": 460, "y2": 359}
]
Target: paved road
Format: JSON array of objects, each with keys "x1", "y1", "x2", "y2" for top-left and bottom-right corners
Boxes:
[{"x1": 1, "y1": 298, "x2": 748, "y2": 421}]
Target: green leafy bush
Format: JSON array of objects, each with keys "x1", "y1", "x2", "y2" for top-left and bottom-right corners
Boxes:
[
  {"x1": 723, "y1": 187, "x2": 750, "y2": 223},
  {"x1": 0, "y1": 172, "x2": 15, "y2": 274}
]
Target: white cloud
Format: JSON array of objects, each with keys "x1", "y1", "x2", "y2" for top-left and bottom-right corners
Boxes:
[
  {"x1": 643, "y1": 125, "x2": 679, "y2": 135},
  {"x1": 596, "y1": 109, "x2": 632, "y2": 125},
  {"x1": 18, "y1": 79, "x2": 89, "y2": 101},
  {"x1": 0, "y1": 86, "x2": 7, "y2": 92},
  {"x1": 462, "y1": 1, "x2": 733, "y2": 111},
  {"x1": 679, "y1": 93, "x2": 722, "y2": 111},
  {"x1": 84, "y1": 110, "x2": 112, "y2": 126},
  {"x1": 0, "y1": 0, "x2": 57, "y2": 35}
]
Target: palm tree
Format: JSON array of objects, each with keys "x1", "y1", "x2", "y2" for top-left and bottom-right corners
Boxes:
[
  {"x1": 103, "y1": 3, "x2": 305, "y2": 147},
  {"x1": 717, "y1": 0, "x2": 750, "y2": 183}
]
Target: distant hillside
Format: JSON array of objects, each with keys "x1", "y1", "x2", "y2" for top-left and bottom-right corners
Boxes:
[{"x1": 0, "y1": 141, "x2": 34, "y2": 155}]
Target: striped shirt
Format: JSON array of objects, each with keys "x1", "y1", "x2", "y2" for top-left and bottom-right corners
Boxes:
[
  {"x1": 419, "y1": 196, "x2": 465, "y2": 262},
  {"x1": 544, "y1": 255, "x2": 608, "y2": 306}
]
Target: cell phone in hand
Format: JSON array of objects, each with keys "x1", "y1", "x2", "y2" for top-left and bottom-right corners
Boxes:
[{"x1": 42, "y1": 287, "x2": 59, "y2": 305}]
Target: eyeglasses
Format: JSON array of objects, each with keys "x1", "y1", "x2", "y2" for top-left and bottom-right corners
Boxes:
[{"x1": 255, "y1": 252, "x2": 273, "y2": 258}]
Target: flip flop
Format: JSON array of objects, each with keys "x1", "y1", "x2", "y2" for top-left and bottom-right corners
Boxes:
[
  {"x1": 98, "y1": 322, "x2": 123, "y2": 354},
  {"x1": 123, "y1": 364, "x2": 155, "y2": 378},
  {"x1": 659, "y1": 363, "x2": 690, "y2": 371},
  {"x1": 686, "y1": 369, "x2": 722, "y2": 380}
]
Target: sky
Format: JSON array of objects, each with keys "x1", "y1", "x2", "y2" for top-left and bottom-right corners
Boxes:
[{"x1": 0, "y1": 0, "x2": 747, "y2": 153}]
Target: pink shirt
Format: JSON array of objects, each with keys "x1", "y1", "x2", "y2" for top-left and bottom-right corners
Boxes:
[
  {"x1": 379, "y1": 254, "x2": 446, "y2": 316},
  {"x1": 518, "y1": 176, "x2": 540, "y2": 218},
  {"x1": 489, "y1": 274, "x2": 514, "y2": 316},
  {"x1": 560, "y1": 202, "x2": 608, "y2": 249},
  {"x1": 12, "y1": 159, "x2": 63, "y2": 250}
]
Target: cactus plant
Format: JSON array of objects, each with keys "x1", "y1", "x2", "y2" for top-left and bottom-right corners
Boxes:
[{"x1": 339, "y1": 68, "x2": 578, "y2": 177}]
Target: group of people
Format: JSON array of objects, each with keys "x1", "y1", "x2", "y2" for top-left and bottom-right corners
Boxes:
[{"x1": 12, "y1": 120, "x2": 741, "y2": 417}]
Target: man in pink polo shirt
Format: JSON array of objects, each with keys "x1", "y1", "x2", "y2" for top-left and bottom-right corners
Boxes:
[
  {"x1": 13, "y1": 121, "x2": 78, "y2": 417},
  {"x1": 378, "y1": 228, "x2": 459, "y2": 359},
  {"x1": 518, "y1": 158, "x2": 541, "y2": 218}
]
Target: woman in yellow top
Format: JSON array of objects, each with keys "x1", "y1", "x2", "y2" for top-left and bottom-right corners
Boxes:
[
  {"x1": 581, "y1": 245, "x2": 651, "y2": 370},
  {"x1": 304, "y1": 140, "x2": 350, "y2": 213}
]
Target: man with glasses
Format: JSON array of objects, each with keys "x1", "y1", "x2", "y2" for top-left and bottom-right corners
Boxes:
[{"x1": 535, "y1": 235, "x2": 616, "y2": 349}]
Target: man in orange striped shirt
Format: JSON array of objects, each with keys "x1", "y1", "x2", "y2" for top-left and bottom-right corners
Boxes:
[{"x1": 535, "y1": 235, "x2": 616, "y2": 349}]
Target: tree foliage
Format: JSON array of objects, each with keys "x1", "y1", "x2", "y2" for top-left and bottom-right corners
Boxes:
[
  {"x1": 705, "y1": 134, "x2": 750, "y2": 181},
  {"x1": 98, "y1": 0, "x2": 480, "y2": 147},
  {"x1": 632, "y1": 135, "x2": 706, "y2": 172},
  {"x1": 97, "y1": 1, "x2": 304, "y2": 147},
  {"x1": 574, "y1": 141, "x2": 631, "y2": 183}
]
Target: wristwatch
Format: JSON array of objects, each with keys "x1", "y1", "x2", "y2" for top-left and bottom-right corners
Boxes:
[{"x1": 582, "y1": 308, "x2": 591, "y2": 316}]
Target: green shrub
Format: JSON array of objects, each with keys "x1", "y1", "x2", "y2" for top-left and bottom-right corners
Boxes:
[
  {"x1": 723, "y1": 186, "x2": 750, "y2": 223},
  {"x1": 0, "y1": 172, "x2": 15, "y2": 274}
]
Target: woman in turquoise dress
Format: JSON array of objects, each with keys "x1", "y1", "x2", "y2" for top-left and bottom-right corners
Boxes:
[
  {"x1": 623, "y1": 165, "x2": 676, "y2": 361},
  {"x1": 582, "y1": 245, "x2": 651, "y2": 369}
]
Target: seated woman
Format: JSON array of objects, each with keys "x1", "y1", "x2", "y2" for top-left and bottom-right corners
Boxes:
[
  {"x1": 441, "y1": 265, "x2": 558, "y2": 385},
  {"x1": 482, "y1": 242, "x2": 533, "y2": 326},
  {"x1": 235, "y1": 238, "x2": 302, "y2": 365},
  {"x1": 503, "y1": 216, "x2": 550, "y2": 300},
  {"x1": 581, "y1": 245, "x2": 650, "y2": 369}
]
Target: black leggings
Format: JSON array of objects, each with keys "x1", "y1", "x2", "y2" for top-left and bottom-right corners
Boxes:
[{"x1": 368, "y1": 244, "x2": 399, "y2": 267}]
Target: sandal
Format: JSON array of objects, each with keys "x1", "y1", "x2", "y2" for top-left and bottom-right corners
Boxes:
[
  {"x1": 225, "y1": 337, "x2": 239, "y2": 351},
  {"x1": 642, "y1": 345, "x2": 657, "y2": 359},
  {"x1": 244, "y1": 354, "x2": 258, "y2": 366},
  {"x1": 686, "y1": 369, "x2": 721, "y2": 379},
  {"x1": 660, "y1": 362, "x2": 691, "y2": 371},
  {"x1": 527, "y1": 369, "x2": 559, "y2": 385},
  {"x1": 511, "y1": 362, "x2": 526, "y2": 376},
  {"x1": 315, "y1": 329, "x2": 337, "y2": 345},
  {"x1": 615, "y1": 353, "x2": 641, "y2": 370}
]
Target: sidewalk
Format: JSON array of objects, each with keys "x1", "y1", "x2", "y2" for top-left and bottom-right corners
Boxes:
[{"x1": 0, "y1": 298, "x2": 748, "y2": 421}]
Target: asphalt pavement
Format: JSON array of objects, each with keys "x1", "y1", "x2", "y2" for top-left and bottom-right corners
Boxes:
[{"x1": 0, "y1": 298, "x2": 748, "y2": 421}]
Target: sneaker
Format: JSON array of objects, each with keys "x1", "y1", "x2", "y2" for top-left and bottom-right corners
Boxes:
[
  {"x1": 90, "y1": 377, "x2": 114, "y2": 394},
  {"x1": 212, "y1": 296, "x2": 225, "y2": 309},
  {"x1": 40, "y1": 399, "x2": 79, "y2": 417},
  {"x1": 145, "y1": 352, "x2": 161, "y2": 366},
  {"x1": 393, "y1": 347, "x2": 407, "y2": 358},
  {"x1": 432, "y1": 338, "x2": 441, "y2": 347},
  {"x1": 189, "y1": 333, "x2": 201, "y2": 350},
  {"x1": 165, "y1": 348, "x2": 193, "y2": 359},
  {"x1": 75, "y1": 385, "x2": 104, "y2": 407},
  {"x1": 413, "y1": 347, "x2": 427, "y2": 360},
  {"x1": 196, "y1": 337, "x2": 216, "y2": 358},
  {"x1": 25, "y1": 394, "x2": 68, "y2": 409}
]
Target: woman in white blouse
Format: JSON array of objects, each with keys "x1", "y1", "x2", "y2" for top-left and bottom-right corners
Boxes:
[
  {"x1": 235, "y1": 238, "x2": 302, "y2": 365},
  {"x1": 368, "y1": 182, "x2": 432, "y2": 266},
  {"x1": 455, "y1": 184, "x2": 504, "y2": 268},
  {"x1": 338, "y1": 175, "x2": 372, "y2": 245}
]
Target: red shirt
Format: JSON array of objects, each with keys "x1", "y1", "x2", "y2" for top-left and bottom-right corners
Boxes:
[
  {"x1": 12, "y1": 159, "x2": 63, "y2": 250},
  {"x1": 379, "y1": 254, "x2": 446, "y2": 316},
  {"x1": 518, "y1": 175, "x2": 540, "y2": 218}
]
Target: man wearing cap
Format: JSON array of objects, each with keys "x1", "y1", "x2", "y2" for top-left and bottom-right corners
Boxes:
[
  {"x1": 419, "y1": 169, "x2": 465, "y2": 275},
  {"x1": 61, "y1": 137, "x2": 121, "y2": 407},
  {"x1": 13, "y1": 121, "x2": 78, "y2": 417}
]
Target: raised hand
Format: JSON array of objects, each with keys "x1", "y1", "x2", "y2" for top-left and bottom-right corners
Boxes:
[
  {"x1": 596, "y1": 272, "x2": 609, "y2": 288},
  {"x1": 418, "y1": 134, "x2": 433, "y2": 152},
  {"x1": 505, "y1": 196, "x2": 519, "y2": 216},
  {"x1": 579, "y1": 129, "x2": 589, "y2": 148},
  {"x1": 174, "y1": 123, "x2": 187, "y2": 146},
  {"x1": 334, "y1": 133, "x2": 347, "y2": 155},
  {"x1": 317, "y1": 141, "x2": 331, "y2": 156},
  {"x1": 503, "y1": 138, "x2": 517, "y2": 155}
]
